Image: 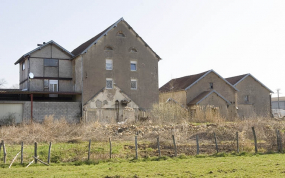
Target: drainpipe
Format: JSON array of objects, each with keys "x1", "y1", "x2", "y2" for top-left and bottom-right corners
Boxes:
[
  {"x1": 81, "y1": 55, "x2": 84, "y2": 123},
  {"x1": 31, "y1": 93, "x2": 33, "y2": 124}
]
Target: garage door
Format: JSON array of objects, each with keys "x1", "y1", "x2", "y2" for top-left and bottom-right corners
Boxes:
[{"x1": 0, "y1": 104, "x2": 23, "y2": 124}]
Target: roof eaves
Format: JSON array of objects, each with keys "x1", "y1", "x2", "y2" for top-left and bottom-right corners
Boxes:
[
  {"x1": 123, "y1": 21, "x2": 161, "y2": 60},
  {"x1": 235, "y1": 74, "x2": 274, "y2": 93},
  {"x1": 211, "y1": 70, "x2": 239, "y2": 91},
  {"x1": 14, "y1": 40, "x2": 74, "y2": 65},
  {"x1": 80, "y1": 17, "x2": 124, "y2": 55},
  {"x1": 196, "y1": 90, "x2": 231, "y2": 105},
  {"x1": 184, "y1": 70, "x2": 212, "y2": 90}
]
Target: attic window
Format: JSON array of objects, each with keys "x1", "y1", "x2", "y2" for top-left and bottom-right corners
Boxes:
[
  {"x1": 210, "y1": 82, "x2": 213, "y2": 89},
  {"x1": 104, "y1": 46, "x2": 113, "y2": 51},
  {"x1": 129, "y1": 48, "x2": 138, "y2": 53},
  {"x1": 117, "y1": 31, "x2": 125, "y2": 37}
]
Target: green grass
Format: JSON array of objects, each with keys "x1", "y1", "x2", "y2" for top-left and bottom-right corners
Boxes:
[{"x1": 1, "y1": 154, "x2": 285, "y2": 177}]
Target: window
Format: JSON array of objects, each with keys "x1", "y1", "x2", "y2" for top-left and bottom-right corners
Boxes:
[
  {"x1": 117, "y1": 31, "x2": 125, "y2": 37},
  {"x1": 49, "y1": 80, "x2": 58, "y2": 97},
  {"x1": 106, "y1": 78, "x2": 113, "y2": 89},
  {"x1": 106, "y1": 59, "x2": 113, "y2": 70},
  {"x1": 104, "y1": 46, "x2": 113, "y2": 50},
  {"x1": 131, "y1": 79, "x2": 137, "y2": 90},
  {"x1": 44, "y1": 79, "x2": 49, "y2": 89},
  {"x1": 210, "y1": 82, "x2": 213, "y2": 89},
  {"x1": 22, "y1": 62, "x2": 25, "y2": 70},
  {"x1": 244, "y1": 95, "x2": 249, "y2": 102},
  {"x1": 129, "y1": 47, "x2": 137, "y2": 53},
  {"x1": 130, "y1": 61, "x2": 137, "y2": 71},
  {"x1": 44, "y1": 59, "x2": 58, "y2": 67}
]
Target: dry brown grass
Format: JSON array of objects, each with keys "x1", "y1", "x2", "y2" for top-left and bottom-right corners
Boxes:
[{"x1": 0, "y1": 107, "x2": 285, "y2": 154}]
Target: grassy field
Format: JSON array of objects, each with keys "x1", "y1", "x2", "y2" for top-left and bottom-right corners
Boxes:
[{"x1": 0, "y1": 153, "x2": 285, "y2": 177}]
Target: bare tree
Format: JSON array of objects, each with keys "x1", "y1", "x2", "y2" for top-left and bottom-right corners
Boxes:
[
  {"x1": 0, "y1": 78, "x2": 7, "y2": 88},
  {"x1": 10, "y1": 84, "x2": 19, "y2": 89}
]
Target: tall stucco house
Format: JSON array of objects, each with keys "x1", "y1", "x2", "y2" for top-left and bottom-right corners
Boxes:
[
  {"x1": 0, "y1": 17, "x2": 161, "y2": 124},
  {"x1": 160, "y1": 70, "x2": 273, "y2": 119}
]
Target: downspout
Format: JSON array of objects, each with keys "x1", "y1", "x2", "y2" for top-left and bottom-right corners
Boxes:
[
  {"x1": 31, "y1": 93, "x2": 33, "y2": 124},
  {"x1": 28, "y1": 55, "x2": 30, "y2": 91},
  {"x1": 81, "y1": 54, "x2": 84, "y2": 123}
]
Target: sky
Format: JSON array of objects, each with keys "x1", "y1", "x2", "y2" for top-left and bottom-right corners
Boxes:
[{"x1": 0, "y1": 0, "x2": 285, "y2": 97}]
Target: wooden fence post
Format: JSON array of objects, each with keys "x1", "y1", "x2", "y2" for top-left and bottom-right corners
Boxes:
[
  {"x1": 279, "y1": 130, "x2": 283, "y2": 153},
  {"x1": 172, "y1": 135, "x2": 177, "y2": 157},
  {"x1": 157, "y1": 136, "x2": 161, "y2": 157},
  {"x1": 21, "y1": 142, "x2": 24, "y2": 164},
  {"x1": 276, "y1": 129, "x2": 280, "y2": 152},
  {"x1": 88, "y1": 139, "x2": 91, "y2": 161},
  {"x1": 47, "y1": 142, "x2": 52, "y2": 164},
  {"x1": 3, "y1": 140, "x2": 6, "y2": 164},
  {"x1": 135, "y1": 135, "x2": 138, "y2": 159},
  {"x1": 236, "y1": 132, "x2": 239, "y2": 153},
  {"x1": 196, "y1": 135, "x2": 199, "y2": 155},
  {"x1": 34, "y1": 142, "x2": 37, "y2": 164},
  {"x1": 214, "y1": 132, "x2": 218, "y2": 153},
  {"x1": 252, "y1": 127, "x2": 258, "y2": 153},
  {"x1": 109, "y1": 138, "x2": 112, "y2": 159}
]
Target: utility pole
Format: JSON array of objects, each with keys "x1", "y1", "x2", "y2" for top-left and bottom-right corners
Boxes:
[{"x1": 277, "y1": 89, "x2": 280, "y2": 109}]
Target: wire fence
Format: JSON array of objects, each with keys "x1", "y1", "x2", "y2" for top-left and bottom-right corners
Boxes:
[{"x1": 0, "y1": 126, "x2": 284, "y2": 167}]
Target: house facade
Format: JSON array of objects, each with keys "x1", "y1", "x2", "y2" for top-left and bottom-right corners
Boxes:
[
  {"x1": 0, "y1": 17, "x2": 160, "y2": 124},
  {"x1": 226, "y1": 74, "x2": 273, "y2": 118},
  {"x1": 160, "y1": 70, "x2": 273, "y2": 119},
  {"x1": 159, "y1": 70, "x2": 238, "y2": 119}
]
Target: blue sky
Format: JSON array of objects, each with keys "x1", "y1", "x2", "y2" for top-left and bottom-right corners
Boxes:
[{"x1": 1, "y1": 0, "x2": 285, "y2": 96}]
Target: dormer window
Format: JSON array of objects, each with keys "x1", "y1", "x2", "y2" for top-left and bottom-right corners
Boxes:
[
  {"x1": 117, "y1": 31, "x2": 125, "y2": 37},
  {"x1": 129, "y1": 47, "x2": 138, "y2": 53},
  {"x1": 104, "y1": 46, "x2": 113, "y2": 51}
]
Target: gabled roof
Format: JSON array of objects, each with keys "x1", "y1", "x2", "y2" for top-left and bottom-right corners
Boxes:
[
  {"x1": 159, "y1": 71, "x2": 209, "y2": 92},
  {"x1": 187, "y1": 90, "x2": 231, "y2": 106},
  {"x1": 225, "y1": 74, "x2": 273, "y2": 93},
  {"x1": 71, "y1": 17, "x2": 161, "y2": 60},
  {"x1": 159, "y1": 69, "x2": 238, "y2": 92},
  {"x1": 14, "y1": 40, "x2": 74, "y2": 65},
  {"x1": 225, "y1": 74, "x2": 248, "y2": 85}
]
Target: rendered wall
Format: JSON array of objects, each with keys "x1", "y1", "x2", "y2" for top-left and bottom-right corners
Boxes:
[
  {"x1": 82, "y1": 21, "x2": 159, "y2": 110},
  {"x1": 186, "y1": 72, "x2": 236, "y2": 104},
  {"x1": 159, "y1": 91, "x2": 187, "y2": 106},
  {"x1": 235, "y1": 76, "x2": 271, "y2": 117}
]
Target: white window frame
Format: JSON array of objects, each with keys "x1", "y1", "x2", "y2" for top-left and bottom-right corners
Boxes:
[
  {"x1": 131, "y1": 79, "x2": 137, "y2": 90},
  {"x1": 130, "y1": 61, "x2": 137, "y2": 71},
  {"x1": 106, "y1": 78, "x2": 113, "y2": 89},
  {"x1": 106, "y1": 59, "x2": 113, "y2": 70},
  {"x1": 49, "y1": 80, "x2": 58, "y2": 97}
]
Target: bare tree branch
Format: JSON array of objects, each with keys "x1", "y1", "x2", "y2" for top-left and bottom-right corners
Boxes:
[{"x1": 0, "y1": 78, "x2": 7, "y2": 88}]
